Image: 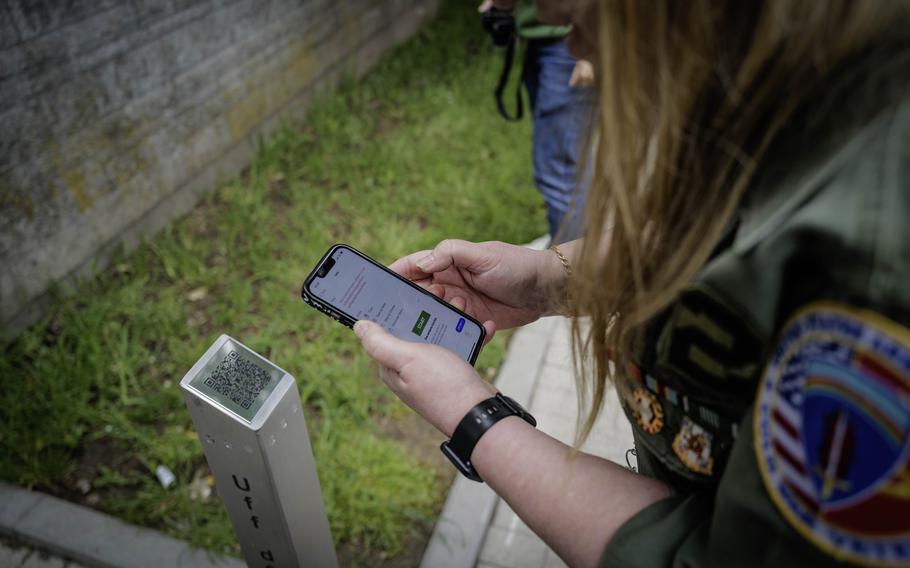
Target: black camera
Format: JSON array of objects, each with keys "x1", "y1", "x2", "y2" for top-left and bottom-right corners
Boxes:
[{"x1": 481, "y1": 7, "x2": 516, "y2": 47}]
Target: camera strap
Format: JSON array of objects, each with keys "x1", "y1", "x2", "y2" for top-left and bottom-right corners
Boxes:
[{"x1": 494, "y1": 35, "x2": 524, "y2": 122}]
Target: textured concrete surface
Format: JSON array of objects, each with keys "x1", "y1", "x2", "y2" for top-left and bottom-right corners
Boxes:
[
  {"x1": 0, "y1": 0, "x2": 441, "y2": 335},
  {"x1": 0, "y1": 537, "x2": 88, "y2": 568},
  {"x1": 0, "y1": 482, "x2": 244, "y2": 568}
]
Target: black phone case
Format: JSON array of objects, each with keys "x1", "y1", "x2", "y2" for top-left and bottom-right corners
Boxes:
[{"x1": 300, "y1": 244, "x2": 485, "y2": 365}]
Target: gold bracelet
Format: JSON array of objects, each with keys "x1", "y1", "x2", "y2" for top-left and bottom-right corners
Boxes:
[{"x1": 549, "y1": 244, "x2": 572, "y2": 277}]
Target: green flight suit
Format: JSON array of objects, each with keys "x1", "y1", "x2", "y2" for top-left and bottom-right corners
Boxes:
[{"x1": 601, "y1": 58, "x2": 910, "y2": 566}]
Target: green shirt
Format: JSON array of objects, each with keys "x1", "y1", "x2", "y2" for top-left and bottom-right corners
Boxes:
[{"x1": 514, "y1": 0, "x2": 569, "y2": 40}]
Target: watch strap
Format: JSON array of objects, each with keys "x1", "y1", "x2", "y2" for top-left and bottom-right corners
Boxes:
[{"x1": 440, "y1": 393, "x2": 536, "y2": 482}]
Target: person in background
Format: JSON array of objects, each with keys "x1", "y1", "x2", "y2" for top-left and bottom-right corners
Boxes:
[
  {"x1": 356, "y1": 0, "x2": 910, "y2": 566},
  {"x1": 480, "y1": 0, "x2": 594, "y2": 244}
]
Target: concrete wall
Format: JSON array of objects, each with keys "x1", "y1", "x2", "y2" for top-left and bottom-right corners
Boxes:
[{"x1": 0, "y1": 0, "x2": 440, "y2": 335}]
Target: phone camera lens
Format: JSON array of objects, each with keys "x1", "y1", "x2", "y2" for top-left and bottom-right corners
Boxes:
[{"x1": 317, "y1": 258, "x2": 337, "y2": 278}]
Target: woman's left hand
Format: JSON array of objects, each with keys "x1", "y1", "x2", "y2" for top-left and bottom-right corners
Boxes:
[
  {"x1": 569, "y1": 60, "x2": 595, "y2": 87},
  {"x1": 354, "y1": 319, "x2": 497, "y2": 437}
]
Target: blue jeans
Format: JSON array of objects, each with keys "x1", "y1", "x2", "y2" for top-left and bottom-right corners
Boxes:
[{"x1": 524, "y1": 38, "x2": 592, "y2": 244}]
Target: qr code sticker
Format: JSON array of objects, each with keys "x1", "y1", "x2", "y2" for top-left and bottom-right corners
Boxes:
[{"x1": 203, "y1": 351, "x2": 272, "y2": 410}]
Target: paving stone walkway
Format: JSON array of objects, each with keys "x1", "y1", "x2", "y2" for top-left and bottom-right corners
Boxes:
[{"x1": 421, "y1": 314, "x2": 635, "y2": 568}]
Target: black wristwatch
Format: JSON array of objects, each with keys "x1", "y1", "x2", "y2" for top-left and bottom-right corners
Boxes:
[{"x1": 440, "y1": 393, "x2": 536, "y2": 482}]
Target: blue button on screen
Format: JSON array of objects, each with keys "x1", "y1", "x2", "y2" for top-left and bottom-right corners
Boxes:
[{"x1": 456, "y1": 317, "x2": 465, "y2": 332}]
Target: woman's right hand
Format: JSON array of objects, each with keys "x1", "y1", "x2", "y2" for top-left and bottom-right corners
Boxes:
[{"x1": 389, "y1": 239, "x2": 569, "y2": 340}]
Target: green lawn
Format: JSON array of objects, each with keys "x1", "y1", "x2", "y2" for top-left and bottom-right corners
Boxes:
[{"x1": 0, "y1": 3, "x2": 543, "y2": 565}]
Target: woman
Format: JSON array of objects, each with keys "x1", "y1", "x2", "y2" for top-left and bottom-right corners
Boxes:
[{"x1": 354, "y1": 1, "x2": 910, "y2": 565}]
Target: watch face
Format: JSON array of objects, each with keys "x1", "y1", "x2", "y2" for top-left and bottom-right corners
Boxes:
[{"x1": 441, "y1": 441, "x2": 483, "y2": 482}]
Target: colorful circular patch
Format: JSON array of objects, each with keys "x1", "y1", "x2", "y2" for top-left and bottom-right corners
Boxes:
[
  {"x1": 673, "y1": 416, "x2": 714, "y2": 475},
  {"x1": 631, "y1": 388, "x2": 664, "y2": 434},
  {"x1": 755, "y1": 303, "x2": 910, "y2": 565}
]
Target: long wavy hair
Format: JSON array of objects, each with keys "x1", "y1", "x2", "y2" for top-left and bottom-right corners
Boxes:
[{"x1": 567, "y1": 0, "x2": 907, "y2": 445}]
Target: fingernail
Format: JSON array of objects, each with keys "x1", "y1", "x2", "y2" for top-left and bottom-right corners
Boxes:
[
  {"x1": 416, "y1": 254, "x2": 435, "y2": 270},
  {"x1": 354, "y1": 320, "x2": 367, "y2": 338}
]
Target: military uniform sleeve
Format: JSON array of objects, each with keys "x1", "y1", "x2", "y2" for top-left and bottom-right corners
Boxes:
[
  {"x1": 602, "y1": 407, "x2": 861, "y2": 567},
  {"x1": 604, "y1": 302, "x2": 910, "y2": 566},
  {"x1": 604, "y1": 410, "x2": 811, "y2": 568}
]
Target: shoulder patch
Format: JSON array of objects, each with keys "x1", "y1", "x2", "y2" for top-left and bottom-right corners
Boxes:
[{"x1": 755, "y1": 303, "x2": 910, "y2": 566}]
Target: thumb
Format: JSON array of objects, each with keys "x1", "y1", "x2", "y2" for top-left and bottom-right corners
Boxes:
[
  {"x1": 569, "y1": 66, "x2": 580, "y2": 87},
  {"x1": 415, "y1": 239, "x2": 494, "y2": 273},
  {"x1": 354, "y1": 320, "x2": 416, "y2": 372}
]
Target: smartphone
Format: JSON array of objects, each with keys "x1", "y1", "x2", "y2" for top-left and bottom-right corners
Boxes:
[{"x1": 301, "y1": 244, "x2": 485, "y2": 365}]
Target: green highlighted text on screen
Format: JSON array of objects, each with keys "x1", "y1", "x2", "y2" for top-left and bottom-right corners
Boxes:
[{"x1": 411, "y1": 311, "x2": 430, "y2": 336}]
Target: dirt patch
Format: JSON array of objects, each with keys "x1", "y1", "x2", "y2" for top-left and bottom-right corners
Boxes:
[
  {"x1": 324, "y1": 201, "x2": 353, "y2": 240},
  {"x1": 58, "y1": 436, "x2": 143, "y2": 509},
  {"x1": 335, "y1": 520, "x2": 438, "y2": 568},
  {"x1": 377, "y1": 410, "x2": 453, "y2": 481},
  {"x1": 377, "y1": 108, "x2": 406, "y2": 137}
]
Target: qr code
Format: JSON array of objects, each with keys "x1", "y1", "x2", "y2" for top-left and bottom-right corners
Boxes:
[{"x1": 203, "y1": 351, "x2": 272, "y2": 410}]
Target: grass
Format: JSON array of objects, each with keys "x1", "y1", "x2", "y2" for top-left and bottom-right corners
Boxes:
[{"x1": 0, "y1": 3, "x2": 544, "y2": 565}]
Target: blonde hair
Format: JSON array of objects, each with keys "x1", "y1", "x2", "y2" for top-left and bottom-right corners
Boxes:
[{"x1": 568, "y1": 0, "x2": 906, "y2": 445}]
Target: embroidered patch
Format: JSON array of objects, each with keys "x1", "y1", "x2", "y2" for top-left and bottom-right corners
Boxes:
[
  {"x1": 755, "y1": 303, "x2": 910, "y2": 565},
  {"x1": 656, "y1": 285, "x2": 764, "y2": 386},
  {"x1": 631, "y1": 388, "x2": 664, "y2": 434},
  {"x1": 673, "y1": 416, "x2": 714, "y2": 475}
]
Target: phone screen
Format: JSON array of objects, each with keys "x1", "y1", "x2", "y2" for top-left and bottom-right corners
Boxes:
[{"x1": 305, "y1": 246, "x2": 484, "y2": 362}]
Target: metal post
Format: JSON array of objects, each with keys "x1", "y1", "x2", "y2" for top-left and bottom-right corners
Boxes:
[{"x1": 180, "y1": 335, "x2": 338, "y2": 568}]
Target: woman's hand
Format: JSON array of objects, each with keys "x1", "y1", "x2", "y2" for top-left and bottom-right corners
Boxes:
[
  {"x1": 354, "y1": 317, "x2": 672, "y2": 568},
  {"x1": 354, "y1": 319, "x2": 497, "y2": 437},
  {"x1": 569, "y1": 60, "x2": 595, "y2": 87},
  {"x1": 389, "y1": 239, "x2": 568, "y2": 341}
]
